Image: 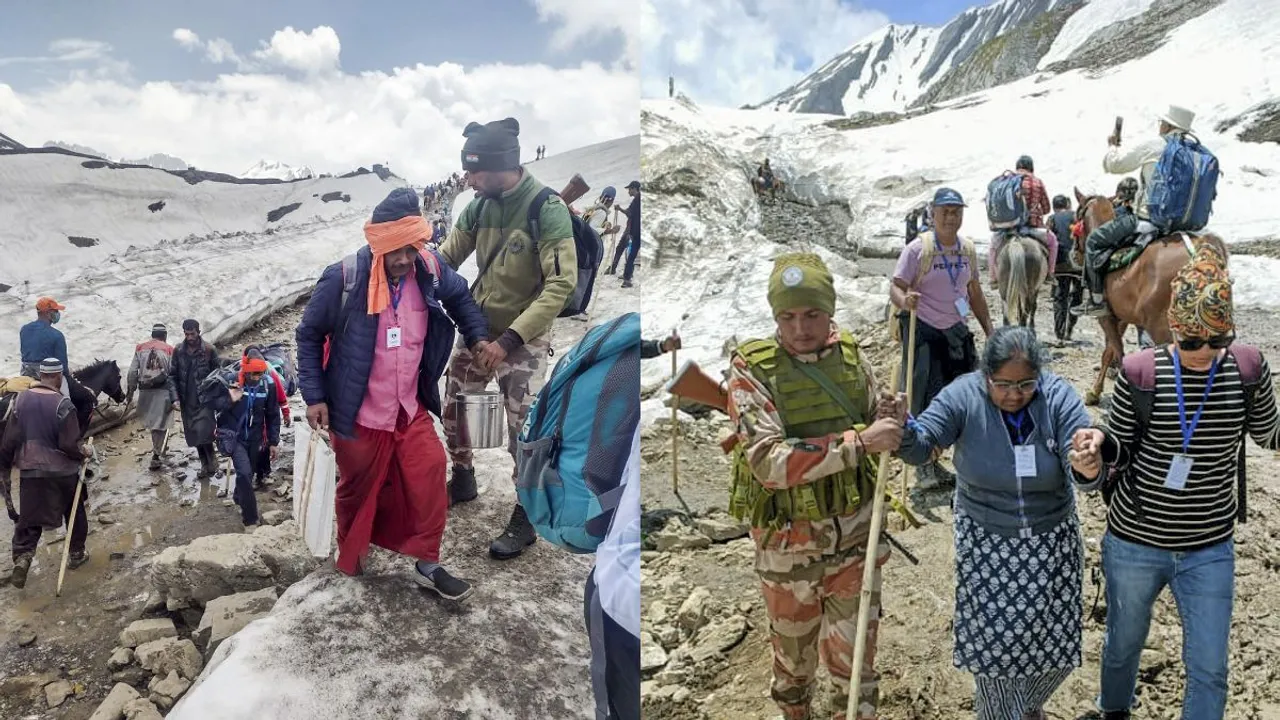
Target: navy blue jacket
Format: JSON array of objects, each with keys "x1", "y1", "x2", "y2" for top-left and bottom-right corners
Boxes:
[{"x1": 295, "y1": 246, "x2": 488, "y2": 438}]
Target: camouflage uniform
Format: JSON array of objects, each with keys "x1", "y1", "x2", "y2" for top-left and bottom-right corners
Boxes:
[
  {"x1": 728, "y1": 323, "x2": 888, "y2": 720},
  {"x1": 441, "y1": 333, "x2": 550, "y2": 479}
]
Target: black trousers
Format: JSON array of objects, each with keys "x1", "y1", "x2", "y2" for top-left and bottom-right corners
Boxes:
[
  {"x1": 12, "y1": 473, "x2": 88, "y2": 559},
  {"x1": 1084, "y1": 213, "x2": 1139, "y2": 294},
  {"x1": 1053, "y1": 274, "x2": 1083, "y2": 340},
  {"x1": 584, "y1": 568, "x2": 639, "y2": 720}
]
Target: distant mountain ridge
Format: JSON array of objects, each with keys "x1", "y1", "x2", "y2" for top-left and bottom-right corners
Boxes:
[
  {"x1": 42, "y1": 140, "x2": 190, "y2": 171},
  {"x1": 241, "y1": 160, "x2": 315, "y2": 181}
]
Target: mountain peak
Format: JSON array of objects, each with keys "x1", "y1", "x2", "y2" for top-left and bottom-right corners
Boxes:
[{"x1": 241, "y1": 160, "x2": 316, "y2": 181}]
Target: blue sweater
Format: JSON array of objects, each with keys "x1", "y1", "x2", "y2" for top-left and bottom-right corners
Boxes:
[
  {"x1": 295, "y1": 246, "x2": 488, "y2": 438},
  {"x1": 19, "y1": 320, "x2": 70, "y2": 379},
  {"x1": 898, "y1": 371, "x2": 1092, "y2": 537}
]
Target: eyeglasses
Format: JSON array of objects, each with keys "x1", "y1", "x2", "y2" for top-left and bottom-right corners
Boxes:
[
  {"x1": 989, "y1": 378, "x2": 1039, "y2": 393},
  {"x1": 1177, "y1": 333, "x2": 1234, "y2": 351}
]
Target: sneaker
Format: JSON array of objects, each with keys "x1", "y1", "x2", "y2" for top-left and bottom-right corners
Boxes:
[
  {"x1": 67, "y1": 551, "x2": 89, "y2": 570},
  {"x1": 11, "y1": 554, "x2": 32, "y2": 588},
  {"x1": 449, "y1": 465, "x2": 478, "y2": 506},
  {"x1": 621, "y1": 280, "x2": 634, "y2": 289},
  {"x1": 413, "y1": 564, "x2": 473, "y2": 601},
  {"x1": 489, "y1": 504, "x2": 537, "y2": 559}
]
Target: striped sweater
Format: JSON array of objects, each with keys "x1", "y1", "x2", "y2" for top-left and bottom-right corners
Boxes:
[{"x1": 1102, "y1": 348, "x2": 1280, "y2": 551}]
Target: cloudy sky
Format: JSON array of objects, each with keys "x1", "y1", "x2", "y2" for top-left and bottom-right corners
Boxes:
[
  {"x1": 641, "y1": 0, "x2": 979, "y2": 108},
  {"x1": 0, "y1": 0, "x2": 637, "y2": 183}
]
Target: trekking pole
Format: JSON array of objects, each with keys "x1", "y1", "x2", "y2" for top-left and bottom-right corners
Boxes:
[
  {"x1": 56, "y1": 437, "x2": 92, "y2": 597},
  {"x1": 670, "y1": 335, "x2": 681, "y2": 500},
  {"x1": 846, "y1": 359, "x2": 903, "y2": 719},
  {"x1": 899, "y1": 309, "x2": 918, "y2": 506}
]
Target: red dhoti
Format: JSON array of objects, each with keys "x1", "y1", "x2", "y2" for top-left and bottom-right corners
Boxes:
[{"x1": 330, "y1": 408, "x2": 447, "y2": 575}]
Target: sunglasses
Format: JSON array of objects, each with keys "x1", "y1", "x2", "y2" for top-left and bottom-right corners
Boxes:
[
  {"x1": 1177, "y1": 333, "x2": 1234, "y2": 351},
  {"x1": 989, "y1": 378, "x2": 1039, "y2": 393}
]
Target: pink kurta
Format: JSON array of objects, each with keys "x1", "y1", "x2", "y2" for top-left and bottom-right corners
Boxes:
[{"x1": 355, "y1": 268, "x2": 428, "y2": 432}]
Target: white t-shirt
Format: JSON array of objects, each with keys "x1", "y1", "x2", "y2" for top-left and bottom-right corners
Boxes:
[{"x1": 593, "y1": 426, "x2": 640, "y2": 638}]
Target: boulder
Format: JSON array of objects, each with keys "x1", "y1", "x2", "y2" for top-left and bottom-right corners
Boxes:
[
  {"x1": 652, "y1": 521, "x2": 711, "y2": 552},
  {"x1": 119, "y1": 618, "x2": 176, "y2": 648},
  {"x1": 0, "y1": 672, "x2": 59, "y2": 702},
  {"x1": 149, "y1": 521, "x2": 317, "y2": 607},
  {"x1": 195, "y1": 587, "x2": 278, "y2": 655},
  {"x1": 688, "y1": 614, "x2": 749, "y2": 663},
  {"x1": 135, "y1": 637, "x2": 204, "y2": 681},
  {"x1": 261, "y1": 510, "x2": 289, "y2": 526},
  {"x1": 44, "y1": 679, "x2": 74, "y2": 708},
  {"x1": 640, "y1": 632, "x2": 669, "y2": 672},
  {"x1": 149, "y1": 670, "x2": 191, "y2": 711},
  {"x1": 123, "y1": 697, "x2": 166, "y2": 720},
  {"x1": 676, "y1": 587, "x2": 712, "y2": 634},
  {"x1": 110, "y1": 666, "x2": 152, "y2": 687},
  {"x1": 693, "y1": 515, "x2": 750, "y2": 542},
  {"x1": 88, "y1": 683, "x2": 141, "y2": 720}
]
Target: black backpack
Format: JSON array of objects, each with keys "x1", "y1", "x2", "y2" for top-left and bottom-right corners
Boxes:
[{"x1": 470, "y1": 188, "x2": 604, "y2": 318}]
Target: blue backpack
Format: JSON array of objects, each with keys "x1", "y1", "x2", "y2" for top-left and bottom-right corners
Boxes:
[
  {"x1": 1147, "y1": 133, "x2": 1219, "y2": 233},
  {"x1": 515, "y1": 312, "x2": 639, "y2": 553},
  {"x1": 986, "y1": 171, "x2": 1029, "y2": 231}
]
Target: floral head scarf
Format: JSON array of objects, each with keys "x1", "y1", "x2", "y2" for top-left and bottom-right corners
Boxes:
[{"x1": 1167, "y1": 242, "x2": 1234, "y2": 339}]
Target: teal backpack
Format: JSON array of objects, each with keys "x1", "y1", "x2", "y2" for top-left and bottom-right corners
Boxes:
[{"x1": 515, "y1": 312, "x2": 640, "y2": 553}]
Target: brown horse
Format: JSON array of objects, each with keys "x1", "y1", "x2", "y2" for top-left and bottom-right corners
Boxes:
[
  {"x1": 1072, "y1": 187, "x2": 1228, "y2": 405},
  {"x1": 751, "y1": 174, "x2": 785, "y2": 201},
  {"x1": 996, "y1": 235, "x2": 1049, "y2": 329}
]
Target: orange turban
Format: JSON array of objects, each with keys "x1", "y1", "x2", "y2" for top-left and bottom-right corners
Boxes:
[
  {"x1": 363, "y1": 215, "x2": 434, "y2": 315},
  {"x1": 242, "y1": 358, "x2": 269, "y2": 373}
]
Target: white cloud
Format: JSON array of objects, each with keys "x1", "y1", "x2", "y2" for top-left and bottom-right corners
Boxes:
[
  {"x1": 640, "y1": 0, "x2": 889, "y2": 107},
  {"x1": 249, "y1": 26, "x2": 341, "y2": 75},
  {"x1": 0, "y1": 37, "x2": 116, "y2": 66},
  {"x1": 533, "y1": 0, "x2": 637, "y2": 69},
  {"x1": 0, "y1": 25, "x2": 638, "y2": 186}
]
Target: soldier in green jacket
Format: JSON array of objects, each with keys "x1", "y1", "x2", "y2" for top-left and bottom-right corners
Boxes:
[
  {"x1": 725, "y1": 253, "x2": 904, "y2": 720},
  {"x1": 437, "y1": 117, "x2": 578, "y2": 560}
]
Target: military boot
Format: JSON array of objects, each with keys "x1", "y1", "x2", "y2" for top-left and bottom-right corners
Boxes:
[
  {"x1": 449, "y1": 465, "x2": 478, "y2": 506},
  {"x1": 489, "y1": 504, "x2": 537, "y2": 559},
  {"x1": 11, "y1": 553, "x2": 33, "y2": 588}
]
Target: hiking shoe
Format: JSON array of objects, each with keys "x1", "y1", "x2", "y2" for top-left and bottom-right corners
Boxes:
[
  {"x1": 11, "y1": 554, "x2": 33, "y2": 588},
  {"x1": 917, "y1": 461, "x2": 956, "y2": 489},
  {"x1": 413, "y1": 564, "x2": 473, "y2": 601},
  {"x1": 449, "y1": 465, "x2": 478, "y2": 506},
  {"x1": 489, "y1": 504, "x2": 537, "y2": 559},
  {"x1": 149, "y1": 454, "x2": 162, "y2": 471},
  {"x1": 67, "y1": 551, "x2": 88, "y2": 570},
  {"x1": 621, "y1": 280, "x2": 634, "y2": 289}
]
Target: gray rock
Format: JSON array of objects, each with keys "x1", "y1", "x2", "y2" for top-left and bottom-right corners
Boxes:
[
  {"x1": 142, "y1": 592, "x2": 166, "y2": 614},
  {"x1": 123, "y1": 697, "x2": 166, "y2": 720},
  {"x1": 260, "y1": 509, "x2": 289, "y2": 526},
  {"x1": 148, "y1": 670, "x2": 191, "y2": 710},
  {"x1": 44, "y1": 679, "x2": 74, "y2": 708},
  {"x1": 119, "y1": 618, "x2": 177, "y2": 648},
  {"x1": 689, "y1": 615, "x2": 749, "y2": 663},
  {"x1": 0, "y1": 672, "x2": 60, "y2": 702},
  {"x1": 111, "y1": 665, "x2": 153, "y2": 688},
  {"x1": 135, "y1": 637, "x2": 204, "y2": 681},
  {"x1": 693, "y1": 515, "x2": 750, "y2": 543},
  {"x1": 149, "y1": 521, "x2": 317, "y2": 607},
  {"x1": 107, "y1": 647, "x2": 135, "y2": 671},
  {"x1": 641, "y1": 632, "x2": 669, "y2": 673},
  {"x1": 88, "y1": 682, "x2": 142, "y2": 720},
  {"x1": 194, "y1": 587, "x2": 278, "y2": 655},
  {"x1": 677, "y1": 587, "x2": 712, "y2": 634},
  {"x1": 652, "y1": 522, "x2": 711, "y2": 552},
  {"x1": 16, "y1": 626, "x2": 36, "y2": 647}
]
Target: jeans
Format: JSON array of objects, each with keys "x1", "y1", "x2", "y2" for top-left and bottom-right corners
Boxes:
[
  {"x1": 622, "y1": 234, "x2": 640, "y2": 282},
  {"x1": 1100, "y1": 532, "x2": 1234, "y2": 719}
]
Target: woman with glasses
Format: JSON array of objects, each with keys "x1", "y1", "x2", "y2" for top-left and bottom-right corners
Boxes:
[
  {"x1": 1070, "y1": 242, "x2": 1280, "y2": 720},
  {"x1": 883, "y1": 324, "x2": 1093, "y2": 720}
]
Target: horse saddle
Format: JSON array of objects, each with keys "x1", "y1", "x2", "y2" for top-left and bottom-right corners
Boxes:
[
  {"x1": 1106, "y1": 227, "x2": 1195, "y2": 273},
  {"x1": 0, "y1": 375, "x2": 37, "y2": 396}
]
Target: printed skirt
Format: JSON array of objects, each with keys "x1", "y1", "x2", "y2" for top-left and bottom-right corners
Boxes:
[{"x1": 952, "y1": 508, "x2": 1083, "y2": 677}]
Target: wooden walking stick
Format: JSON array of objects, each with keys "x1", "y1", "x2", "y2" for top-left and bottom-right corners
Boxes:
[
  {"x1": 670, "y1": 335, "x2": 680, "y2": 497},
  {"x1": 845, "y1": 358, "x2": 904, "y2": 719},
  {"x1": 56, "y1": 436, "x2": 92, "y2": 597},
  {"x1": 899, "y1": 309, "x2": 918, "y2": 504}
]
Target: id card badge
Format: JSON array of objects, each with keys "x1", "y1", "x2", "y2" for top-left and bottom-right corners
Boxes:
[
  {"x1": 1165, "y1": 453, "x2": 1193, "y2": 490},
  {"x1": 1014, "y1": 445, "x2": 1037, "y2": 477},
  {"x1": 954, "y1": 296, "x2": 971, "y2": 318},
  {"x1": 386, "y1": 327, "x2": 402, "y2": 349}
]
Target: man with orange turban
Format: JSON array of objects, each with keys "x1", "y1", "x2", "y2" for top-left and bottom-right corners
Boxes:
[
  {"x1": 295, "y1": 187, "x2": 489, "y2": 601},
  {"x1": 213, "y1": 354, "x2": 281, "y2": 528}
]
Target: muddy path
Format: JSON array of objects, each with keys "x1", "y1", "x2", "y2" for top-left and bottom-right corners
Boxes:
[
  {"x1": 640, "y1": 203, "x2": 1280, "y2": 720},
  {"x1": 0, "y1": 303, "x2": 309, "y2": 719}
]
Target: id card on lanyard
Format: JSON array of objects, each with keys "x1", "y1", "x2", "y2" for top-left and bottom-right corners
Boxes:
[
  {"x1": 387, "y1": 281, "x2": 404, "y2": 349},
  {"x1": 936, "y1": 238, "x2": 970, "y2": 317},
  {"x1": 1167, "y1": 350, "x2": 1220, "y2": 491},
  {"x1": 1006, "y1": 409, "x2": 1036, "y2": 477}
]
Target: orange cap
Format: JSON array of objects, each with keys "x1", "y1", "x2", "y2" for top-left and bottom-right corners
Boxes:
[{"x1": 36, "y1": 297, "x2": 66, "y2": 313}]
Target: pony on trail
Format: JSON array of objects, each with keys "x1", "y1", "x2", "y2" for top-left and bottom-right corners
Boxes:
[
  {"x1": 1072, "y1": 187, "x2": 1229, "y2": 404},
  {"x1": 0, "y1": 358, "x2": 125, "y2": 522},
  {"x1": 995, "y1": 235, "x2": 1049, "y2": 329},
  {"x1": 751, "y1": 174, "x2": 785, "y2": 201}
]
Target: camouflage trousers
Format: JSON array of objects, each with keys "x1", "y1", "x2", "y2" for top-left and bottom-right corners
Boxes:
[
  {"x1": 756, "y1": 541, "x2": 891, "y2": 720},
  {"x1": 441, "y1": 334, "x2": 551, "y2": 482}
]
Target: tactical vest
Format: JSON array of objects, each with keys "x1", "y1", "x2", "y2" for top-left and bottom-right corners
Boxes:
[{"x1": 729, "y1": 332, "x2": 879, "y2": 530}]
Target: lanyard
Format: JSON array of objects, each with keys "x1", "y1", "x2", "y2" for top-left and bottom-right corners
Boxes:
[
  {"x1": 1004, "y1": 409, "x2": 1030, "y2": 445},
  {"x1": 389, "y1": 280, "x2": 404, "y2": 312},
  {"x1": 934, "y1": 237, "x2": 963, "y2": 292},
  {"x1": 1171, "y1": 350, "x2": 1220, "y2": 453}
]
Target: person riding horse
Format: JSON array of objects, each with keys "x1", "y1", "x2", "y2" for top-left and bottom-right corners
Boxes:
[
  {"x1": 19, "y1": 297, "x2": 74, "y2": 398},
  {"x1": 1112, "y1": 177, "x2": 1139, "y2": 216},
  {"x1": 1074, "y1": 105, "x2": 1197, "y2": 317},
  {"x1": 988, "y1": 155, "x2": 1058, "y2": 287}
]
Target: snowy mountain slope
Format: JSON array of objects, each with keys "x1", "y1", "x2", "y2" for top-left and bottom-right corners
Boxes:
[
  {"x1": 754, "y1": 0, "x2": 1063, "y2": 114},
  {"x1": 168, "y1": 136, "x2": 640, "y2": 720},
  {"x1": 0, "y1": 152, "x2": 397, "y2": 372},
  {"x1": 241, "y1": 159, "x2": 315, "y2": 181},
  {"x1": 1039, "y1": 0, "x2": 1157, "y2": 67},
  {"x1": 43, "y1": 140, "x2": 190, "y2": 170},
  {"x1": 641, "y1": 0, "x2": 1280, "y2": 389}
]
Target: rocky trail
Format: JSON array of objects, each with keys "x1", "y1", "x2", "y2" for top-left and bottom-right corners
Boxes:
[
  {"x1": 0, "y1": 303, "x2": 314, "y2": 719},
  {"x1": 639, "y1": 199, "x2": 1280, "y2": 720}
]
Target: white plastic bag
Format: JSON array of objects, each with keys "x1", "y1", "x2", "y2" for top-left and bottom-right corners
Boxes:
[{"x1": 292, "y1": 423, "x2": 337, "y2": 558}]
